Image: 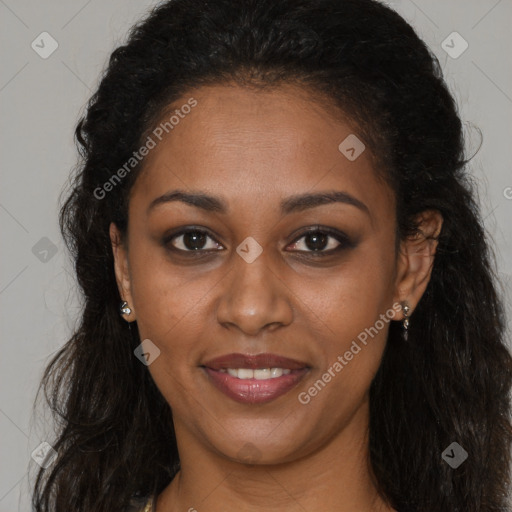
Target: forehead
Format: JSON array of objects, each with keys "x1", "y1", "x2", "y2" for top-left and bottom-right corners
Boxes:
[{"x1": 130, "y1": 83, "x2": 394, "y2": 220}]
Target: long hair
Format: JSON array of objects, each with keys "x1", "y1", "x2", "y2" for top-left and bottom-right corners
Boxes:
[{"x1": 32, "y1": 1, "x2": 512, "y2": 510}]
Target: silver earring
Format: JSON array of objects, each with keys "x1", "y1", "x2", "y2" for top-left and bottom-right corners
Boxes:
[
  {"x1": 401, "y1": 301, "x2": 410, "y2": 341},
  {"x1": 119, "y1": 300, "x2": 132, "y2": 316}
]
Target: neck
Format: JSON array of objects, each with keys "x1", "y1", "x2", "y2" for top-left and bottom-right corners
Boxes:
[{"x1": 156, "y1": 397, "x2": 395, "y2": 512}]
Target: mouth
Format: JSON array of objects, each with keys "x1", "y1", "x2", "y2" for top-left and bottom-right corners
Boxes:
[{"x1": 201, "y1": 353, "x2": 310, "y2": 404}]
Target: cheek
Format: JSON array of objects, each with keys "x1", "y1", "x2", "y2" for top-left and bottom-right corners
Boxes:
[
  {"x1": 127, "y1": 243, "x2": 207, "y2": 337},
  {"x1": 308, "y1": 241, "x2": 395, "y2": 332},
  {"x1": 303, "y1": 242, "x2": 395, "y2": 390}
]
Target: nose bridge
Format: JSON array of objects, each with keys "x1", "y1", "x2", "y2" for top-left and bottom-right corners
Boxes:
[{"x1": 215, "y1": 242, "x2": 293, "y2": 334}]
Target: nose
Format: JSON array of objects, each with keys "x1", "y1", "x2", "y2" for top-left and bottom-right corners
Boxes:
[{"x1": 215, "y1": 248, "x2": 294, "y2": 336}]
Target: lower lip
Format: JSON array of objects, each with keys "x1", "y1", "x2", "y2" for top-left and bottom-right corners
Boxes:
[{"x1": 203, "y1": 367, "x2": 309, "y2": 404}]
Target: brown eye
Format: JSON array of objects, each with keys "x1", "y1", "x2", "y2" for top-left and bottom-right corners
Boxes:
[
  {"x1": 164, "y1": 229, "x2": 223, "y2": 252},
  {"x1": 287, "y1": 227, "x2": 355, "y2": 255}
]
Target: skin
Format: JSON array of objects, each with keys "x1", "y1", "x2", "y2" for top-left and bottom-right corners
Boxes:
[{"x1": 110, "y1": 83, "x2": 443, "y2": 512}]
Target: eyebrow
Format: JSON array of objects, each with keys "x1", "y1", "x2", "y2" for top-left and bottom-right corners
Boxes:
[{"x1": 147, "y1": 189, "x2": 370, "y2": 217}]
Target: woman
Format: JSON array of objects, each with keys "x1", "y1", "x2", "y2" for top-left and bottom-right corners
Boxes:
[{"x1": 32, "y1": 0, "x2": 512, "y2": 511}]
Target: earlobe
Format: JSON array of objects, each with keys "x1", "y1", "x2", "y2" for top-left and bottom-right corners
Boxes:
[
  {"x1": 109, "y1": 222, "x2": 136, "y2": 321},
  {"x1": 392, "y1": 209, "x2": 443, "y2": 319}
]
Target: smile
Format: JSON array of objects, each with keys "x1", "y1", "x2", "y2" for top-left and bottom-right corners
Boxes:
[
  {"x1": 219, "y1": 368, "x2": 292, "y2": 379},
  {"x1": 201, "y1": 352, "x2": 311, "y2": 404}
]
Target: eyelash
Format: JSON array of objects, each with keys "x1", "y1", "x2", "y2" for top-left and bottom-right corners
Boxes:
[{"x1": 162, "y1": 225, "x2": 355, "y2": 258}]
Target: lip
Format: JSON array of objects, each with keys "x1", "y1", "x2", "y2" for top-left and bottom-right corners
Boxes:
[
  {"x1": 202, "y1": 353, "x2": 309, "y2": 370},
  {"x1": 201, "y1": 353, "x2": 310, "y2": 404}
]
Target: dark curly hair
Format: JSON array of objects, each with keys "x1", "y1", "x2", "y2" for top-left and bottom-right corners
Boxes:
[{"x1": 31, "y1": 0, "x2": 512, "y2": 511}]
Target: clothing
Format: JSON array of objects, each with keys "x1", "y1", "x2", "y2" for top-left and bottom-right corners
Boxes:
[{"x1": 127, "y1": 494, "x2": 154, "y2": 512}]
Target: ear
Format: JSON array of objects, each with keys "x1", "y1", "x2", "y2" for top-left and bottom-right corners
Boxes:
[
  {"x1": 110, "y1": 222, "x2": 136, "y2": 322},
  {"x1": 392, "y1": 209, "x2": 443, "y2": 320}
]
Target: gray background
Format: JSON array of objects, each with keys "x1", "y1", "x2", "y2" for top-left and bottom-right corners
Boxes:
[{"x1": 1, "y1": 0, "x2": 511, "y2": 510}]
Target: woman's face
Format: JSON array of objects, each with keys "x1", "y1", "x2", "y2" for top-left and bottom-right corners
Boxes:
[{"x1": 111, "y1": 83, "x2": 430, "y2": 465}]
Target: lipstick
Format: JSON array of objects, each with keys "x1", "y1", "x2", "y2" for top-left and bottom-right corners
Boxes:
[{"x1": 201, "y1": 353, "x2": 310, "y2": 404}]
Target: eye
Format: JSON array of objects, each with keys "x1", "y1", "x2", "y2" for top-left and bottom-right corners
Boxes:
[
  {"x1": 287, "y1": 226, "x2": 354, "y2": 255},
  {"x1": 163, "y1": 225, "x2": 355, "y2": 256},
  {"x1": 164, "y1": 228, "x2": 223, "y2": 253}
]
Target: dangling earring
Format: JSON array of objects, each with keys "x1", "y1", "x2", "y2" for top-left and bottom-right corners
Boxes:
[
  {"x1": 119, "y1": 300, "x2": 132, "y2": 316},
  {"x1": 401, "y1": 301, "x2": 410, "y2": 341}
]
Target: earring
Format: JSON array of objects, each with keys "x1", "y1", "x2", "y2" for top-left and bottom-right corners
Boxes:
[
  {"x1": 401, "y1": 301, "x2": 410, "y2": 341},
  {"x1": 119, "y1": 300, "x2": 132, "y2": 316}
]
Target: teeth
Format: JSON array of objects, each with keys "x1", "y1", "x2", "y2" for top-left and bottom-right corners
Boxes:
[
  {"x1": 254, "y1": 368, "x2": 271, "y2": 379},
  {"x1": 236, "y1": 368, "x2": 253, "y2": 379},
  {"x1": 219, "y1": 368, "x2": 292, "y2": 379}
]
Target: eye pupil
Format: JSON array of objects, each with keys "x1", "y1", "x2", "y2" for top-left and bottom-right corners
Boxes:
[
  {"x1": 183, "y1": 231, "x2": 207, "y2": 250},
  {"x1": 305, "y1": 232, "x2": 328, "y2": 251}
]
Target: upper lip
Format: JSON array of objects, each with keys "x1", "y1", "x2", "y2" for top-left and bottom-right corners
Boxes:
[{"x1": 202, "y1": 353, "x2": 309, "y2": 370}]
